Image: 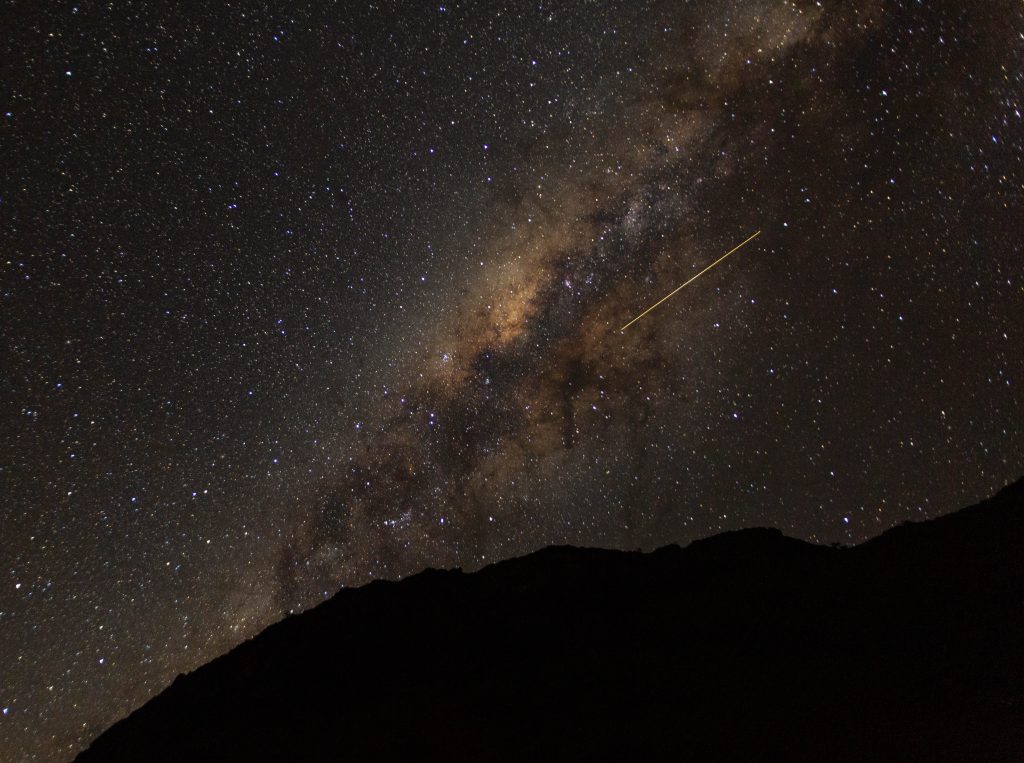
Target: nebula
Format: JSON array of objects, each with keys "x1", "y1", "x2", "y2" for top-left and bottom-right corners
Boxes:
[{"x1": 277, "y1": 1, "x2": 888, "y2": 605}]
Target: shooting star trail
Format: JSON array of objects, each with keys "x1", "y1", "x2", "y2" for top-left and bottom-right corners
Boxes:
[{"x1": 619, "y1": 230, "x2": 762, "y2": 332}]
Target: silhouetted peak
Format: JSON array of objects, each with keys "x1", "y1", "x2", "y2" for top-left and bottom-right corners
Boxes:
[{"x1": 78, "y1": 477, "x2": 1024, "y2": 763}]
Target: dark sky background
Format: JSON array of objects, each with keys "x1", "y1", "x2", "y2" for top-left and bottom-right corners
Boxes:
[{"x1": 2, "y1": 1, "x2": 1022, "y2": 760}]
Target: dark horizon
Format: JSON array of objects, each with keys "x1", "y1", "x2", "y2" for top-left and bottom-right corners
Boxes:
[{"x1": 75, "y1": 475, "x2": 1024, "y2": 761}]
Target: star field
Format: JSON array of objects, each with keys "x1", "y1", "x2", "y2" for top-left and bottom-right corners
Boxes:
[{"x1": 2, "y1": 1, "x2": 1022, "y2": 760}]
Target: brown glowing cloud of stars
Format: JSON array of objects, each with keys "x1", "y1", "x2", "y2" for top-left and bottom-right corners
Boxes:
[
  {"x1": 274, "y1": 0, "x2": 1017, "y2": 609},
  {"x1": 277, "y1": 2, "x2": 843, "y2": 604}
]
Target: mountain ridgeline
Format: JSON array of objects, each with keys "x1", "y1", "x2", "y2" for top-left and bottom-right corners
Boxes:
[{"x1": 78, "y1": 480, "x2": 1024, "y2": 761}]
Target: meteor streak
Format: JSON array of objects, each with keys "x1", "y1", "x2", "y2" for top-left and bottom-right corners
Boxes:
[{"x1": 620, "y1": 230, "x2": 762, "y2": 332}]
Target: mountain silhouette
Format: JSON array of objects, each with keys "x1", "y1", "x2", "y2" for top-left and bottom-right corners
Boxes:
[{"x1": 77, "y1": 479, "x2": 1024, "y2": 762}]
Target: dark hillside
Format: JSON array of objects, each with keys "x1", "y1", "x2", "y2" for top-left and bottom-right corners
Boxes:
[{"x1": 78, "y1": 479, "x2": 1024, "y2": 762}]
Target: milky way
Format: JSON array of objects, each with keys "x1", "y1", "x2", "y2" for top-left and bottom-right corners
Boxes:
[
  {"x1": 280, "y1": 0, "x2": 1022, "y2": 601},
  {"x1": 2, "y1": 1, "x2": 1022, "y2": 760}
]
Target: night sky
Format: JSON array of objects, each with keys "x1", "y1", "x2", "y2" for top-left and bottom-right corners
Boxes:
[{"x1": 2, "y1": 1, "x2": 1022, "y2": 760}]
